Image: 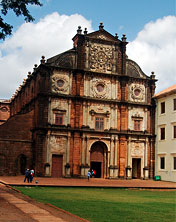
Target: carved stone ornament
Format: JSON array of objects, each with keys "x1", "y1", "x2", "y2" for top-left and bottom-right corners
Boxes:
[
  {"x1": 96, "y1": 34, "x2": 108, "y2": 40},
  {"x1": 50, "y1": 135, "x2": 66, "y2": 153},
  {"x1": 52, "y1": 74, "x2": 69, "y2": 93},
  {"x1": 91, "y1": 78, "x2": 110, "y2": 98},
  {"x1": 130, "y1": 83, "x2": 145, "y2": 102},
  {"x1": 89, "y1": 43, "x2": 113, "y2": 73},
  {"x1": 131, "y1": 142, "x2": 144, "y2": 157}
]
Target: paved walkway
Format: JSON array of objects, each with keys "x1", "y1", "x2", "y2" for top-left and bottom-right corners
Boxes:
[
  {"x1": 0, "y1": 176, "x2": 176, "y2": 189},
  {"x1": 0, "y1": 176, "x2": 175, "y2": 222}
]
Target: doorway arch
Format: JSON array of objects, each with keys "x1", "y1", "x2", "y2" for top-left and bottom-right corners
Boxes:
[
  {"x1": 90, "y1": 141, "x2": 108, "y2": 178},
  {"x1": 16, "y1": 154, "x2": 27, "y2": 175}
]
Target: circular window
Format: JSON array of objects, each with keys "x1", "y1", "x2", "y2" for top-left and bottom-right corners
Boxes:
[
  {"x1": 96, "y1": 83, "x2": 104, "y2": 92},
  {"x1": 0, "y1": 107, "x2": 8, "y2": 112},
  {"x1": 134, "y1": 88, "x2": 141, "y2": 96},
  {"x1": 57, "y1": 79, "x2": 64, "y2": 87}
]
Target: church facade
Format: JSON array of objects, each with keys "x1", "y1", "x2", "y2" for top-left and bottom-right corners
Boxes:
[{"x1": 0, "y1": 23, "x2": 156, "y2": 179}]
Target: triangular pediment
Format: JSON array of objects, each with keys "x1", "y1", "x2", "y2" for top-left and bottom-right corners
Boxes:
[{"x1": 87, "y1": 29, "x2": 119, "y2": 42}]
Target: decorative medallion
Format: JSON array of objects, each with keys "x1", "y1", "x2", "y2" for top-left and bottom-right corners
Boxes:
[
  {"x1": 52, "y1": 73, "x2": 69, "y2": 93},
  {"x1": 130, "y1": 84, "x2": 145, "y2": 102},
  {"x1": 91, "y1": 78, "x2": 110, "y2": 98}
]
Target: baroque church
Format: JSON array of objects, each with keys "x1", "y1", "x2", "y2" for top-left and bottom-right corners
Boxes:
[{"x1": 0, "y1": 23, "x2": 156, "y2": 179}]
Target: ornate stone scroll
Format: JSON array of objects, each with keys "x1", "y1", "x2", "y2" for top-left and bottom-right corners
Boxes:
[{"x1": 89, "y1": 43, "x2": 113, "y2": 73}]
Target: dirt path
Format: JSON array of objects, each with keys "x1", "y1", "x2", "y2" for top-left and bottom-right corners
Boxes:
[{"x1": 0, "y1": 184, "x2": 89, "y2": 222}]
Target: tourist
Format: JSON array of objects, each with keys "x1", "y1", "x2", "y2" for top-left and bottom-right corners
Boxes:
[
  {"x1": 24, "y1": 169, "x2": 29, "y2": 183},
  {"x1": 87, "y1": 170, "x2": 91, "y2": 181}
]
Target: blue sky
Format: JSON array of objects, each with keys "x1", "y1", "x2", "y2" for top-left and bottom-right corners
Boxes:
[
  {"x1": 6, "y1": 0, "x2": 175, "y2": 41},
  {"x1": 0, "y1": 0, "x2": 176, "y2": 99}
]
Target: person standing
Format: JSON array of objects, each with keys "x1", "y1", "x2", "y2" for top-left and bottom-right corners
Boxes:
[
  {"x1": 30, "y1": 169, "x2": 34, "y2": 182},
  {"x1": 24, "y1": 169, "x2": 29, "y2": 182}
]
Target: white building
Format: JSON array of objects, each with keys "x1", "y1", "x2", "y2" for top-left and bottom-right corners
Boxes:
[{"x1": 154, "y1": 84, "x2": 176, "y2": 182}]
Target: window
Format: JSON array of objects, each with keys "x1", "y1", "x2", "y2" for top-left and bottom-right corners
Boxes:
[
  {"x1": 95, "y1": 117, "x2": 104, "y2": 130},
  {"x1": 161, "y1": 102, "x2": 165, "y2": 114},
  {"x1": 160, "y1": 127, "x2": 165, "y2": 140},
  {"x1": 174, "y1": 126, "x2": 176, "y2": 139},
  {"x1": 174, "y1": 99, "x2": 176, "y2": 111},
  {"x1": 174, "y1": 157, "x2": 176, "y2": 170},
  {"x1": 160, "y1": 157, "x2": 165, "y2": 169},
  {"x1": 55, "y1": 113, "x2": 63, "y2": 125},
  {"x1": 134, "y1": 120, "x2": 141, "y2": 131}
]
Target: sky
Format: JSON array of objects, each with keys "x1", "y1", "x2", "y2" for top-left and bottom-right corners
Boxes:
[{"x1": 0, "y1": 0, "x2": 176, "y2": 99}]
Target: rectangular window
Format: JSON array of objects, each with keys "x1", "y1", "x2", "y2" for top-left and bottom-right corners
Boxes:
[
  {"x1": 174, "y1": 99, "x2": 176, "y2": 111},
  {"x1": 160, "y1": 157, "x2": 165, "y2": 169},
  {"x1": 174, "y1": 126, "x2": 176, "y2": 139},
  {"x1": 95, "y1": 117, "x2": 104, "y2": 130},
  {"x1": 161, "y1": 102, "x2": 165, "y2": 114},
  {"x1": 134, "y1": 120, "x2": 141, "y2": 131},
  {"x1": 174, "y1": 157, "x2": 176, "y2": 170},
  {"x1": 55, "y1": 113, "x2": 63, "y2": 125},
  {"x1": 160, "y1": 127, "x2": 165, "y2": 140}
]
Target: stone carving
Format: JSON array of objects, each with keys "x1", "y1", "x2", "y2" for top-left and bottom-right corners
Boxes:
[
  {"x1": 96, "y1": 34, "x2": 108, "y2": 40},
  {"x1": 89, "y1": 43, "x2": 113, "y2": 73},
  {"x1": 90, "y1": 78, "x2": 110, "y2": 98},
  {"x1": 131, "y1": 142, "x2": 144, "y2": 157},
  {"x1": 129, "y1": 83, "x2": 145, "y2": 102},
  {"x1": 50, "y1": 135, "x2": 66, "y2": 153},
  {"x1": 52, "y1": 73, "x2": 69, "y2": 94}
]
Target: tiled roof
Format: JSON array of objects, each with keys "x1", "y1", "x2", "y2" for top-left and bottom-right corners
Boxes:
[{"x1": 154, "y1": 84, "x2": 176, "y2": 98}]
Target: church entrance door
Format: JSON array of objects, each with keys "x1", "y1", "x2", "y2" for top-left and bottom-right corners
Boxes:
[
  {"x1": 52, "y1": 155, "x2": 63, "y2": 177},
  {"x1": 90, "y1": 141, "x2": 108, "y2": 178},
  {"x1": 132, "y1": 158, "x2": 141, "y2": 179}
]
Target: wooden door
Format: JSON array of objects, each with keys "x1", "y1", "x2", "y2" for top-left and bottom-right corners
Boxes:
[
  {"x1": 137, "y1": 159, "x2": 141, "y2": 179},
  {"x1": 52, "y1": 155, "x2": 63, "y2": 177}
]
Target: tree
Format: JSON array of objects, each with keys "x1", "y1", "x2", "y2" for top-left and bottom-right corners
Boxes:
[{"x1": 0, "y1": 0, "x2": 42, "y2": 40}]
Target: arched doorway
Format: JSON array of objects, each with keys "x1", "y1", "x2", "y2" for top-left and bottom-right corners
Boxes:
[
  {"x1": 16, "y1": 154, "x2": 27, "y2": 175},
  {"x1": 90, "y1": 141, "x2": 108, "y2": 178},
  {"x1": 0, "y1": 154, "x2": 7, "y2": 175}
]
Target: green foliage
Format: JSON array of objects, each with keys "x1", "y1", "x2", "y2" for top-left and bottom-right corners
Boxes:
[
  {"x1": 0, "y1": 0, "x2": 42, "y2": 40},
  {"x1": 15, "y1": 187, "x2": 176, "y2": 222}
]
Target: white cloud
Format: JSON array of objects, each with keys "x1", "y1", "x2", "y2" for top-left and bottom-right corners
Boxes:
[
  {"x1": 1, "y1": 14, "x2": 175, "y2": 99},
  {"x1": 0, "y1": 12, "x2": 93, "y2": 99},
  {"x1": 127, "y1": 16, "x2": 176, "y2": 93}
]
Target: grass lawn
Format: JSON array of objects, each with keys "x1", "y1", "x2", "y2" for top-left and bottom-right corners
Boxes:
[{"x1": 15, "y1": 187, "x2": 176, "y2": 222}]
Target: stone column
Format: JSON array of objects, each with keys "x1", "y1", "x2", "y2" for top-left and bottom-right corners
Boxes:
[
  {"x1": 86, "y1": 102, "x2": 90, "y2": 127},
  {"x1": 81, "y1": 134, "x2": 86, "y2": 176},
  {"x1": 68, "y1": 99, "x2": 71, "y2": 126},
  {"x1": 65, "y1": 132, "x2": 71, "y2": 177},
  {"x1": 144, "y1": 108, "x2": 148, "y2": 131},
  {"x1": 84, "y1": 75, "x2": 87, "y2": 96},
  {"x1": 109, "y1": 135, "x2": 114, "y2": 177},
  {"x1": 110, "y1": 104, "x2": 114, "y2": 129},
  {"x1": 114, "y1": 105, "x2": 117, "y2": 129},
  {"x1": 45, "y1": 131, "x2": 51, "y2": 176},
  {"x1": 85, "y1": 136, "x2": 89, "y2": 176},
  {"x1": 126, "y1": 136, "x2": 132, "y2": 179},
  {"x1": 114, "y1": 136, "x2": 118, "y2": 178},
  {"x1": 144, "y1": 138, "x2": 149, "y2": 179},
  {"x1": 82, "y1": 102, "x2": 86, "y2": 126}
]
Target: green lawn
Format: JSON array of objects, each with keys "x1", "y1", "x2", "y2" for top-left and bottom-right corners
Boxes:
[{"x1": 15, "y1": 187, "x2": 176, "y2": 222}]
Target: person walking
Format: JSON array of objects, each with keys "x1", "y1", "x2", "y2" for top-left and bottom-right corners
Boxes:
[{"x1": 87, "y1": 170, "x2": 91, "y2": 181}]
